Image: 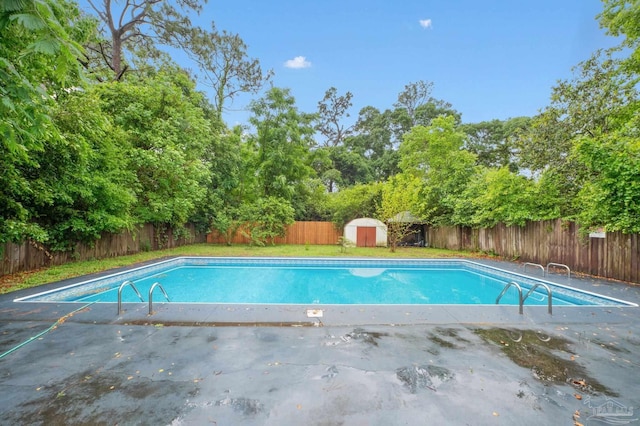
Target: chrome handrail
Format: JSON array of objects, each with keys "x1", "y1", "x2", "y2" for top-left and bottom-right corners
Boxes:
[
  {"x1": 546, "y1": 262, "x2": 571, "y2": 279},
  {"x1": 496, "y1": 281, "x2": 524, "y2": 315},
  {"x1": 148, "y1": 282, "x2": 170, "y2": 315},
  {"x1": 118, "y1": 280, "x2": 144, "y2": 314},
  {"x1": 523, "y1": 262, "x2": 545, "y2": 276},
  {"x1": 523, "y1": 283, "x2": 553, "y2": 315}
]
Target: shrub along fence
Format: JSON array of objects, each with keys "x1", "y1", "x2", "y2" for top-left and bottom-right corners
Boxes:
[
  {"x1": 426, "y1": 219, "x2": 640, "y2": 284},
  {"x1": 207, "y1": 221, "x2": 342, "y2": 246},
  {"x1": 1, "y1": 223, "x2": 206, "y2": 276}
]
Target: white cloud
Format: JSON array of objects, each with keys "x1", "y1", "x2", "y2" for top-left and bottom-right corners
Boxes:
[
  {"x1": 284, "y1": 56, "x2": 312, "y2": 69},
  {"x1": 419, "y1": 19, "x2": 432, "y2": 29}
]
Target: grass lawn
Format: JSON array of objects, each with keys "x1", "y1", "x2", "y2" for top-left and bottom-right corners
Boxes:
[{"x1": 0, "y1": 243, "x2": 483, "y2": 295}]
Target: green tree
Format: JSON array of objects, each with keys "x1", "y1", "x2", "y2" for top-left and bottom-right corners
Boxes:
[
  {"x1": 453, "y1": 167, "x2": 536, "y2": 228},
  {"x1": 574, "y1": 122, "x2": 640, "y2": 233},
  {"x1": 400, "y1": 116, "x2": 476, "y2": 225},
  {"x1": 461, "y1": 117, "x2": 530, "y2": 171},
  {"x1": 348, "y1": 106, "x2": 399, "y2": 181},
  {"x1": 200, "y1": 124, "x2": 257, "y2": 242},
  {"x1": 190, "y1": 28, "x2": 272, "y2": 122},
  {"x1": 85, "y1": 0, "x2": 204, "y2": 79},
  {"x1": 378, "y1": 173, "x2": 421, "y2": 252},
  {"x1": 248, "y1": 87, "x2": 316, "y2": 215},
  {"x1": 599, "y1": 0, "x2": 640, "y2": 72},
  {"x1": 35, "y1": 89, "x2": 137, "y2": 250},
  {"x1": 327, "y1": 182, "x2": 383, "y2": 229},
  {"x1": 393, "y1": 80, "x2": 461, "y2": 133},
  {"x1": 96, "y1": 68, "x2": 211, "y2": 230},
  {"x1": 316, "y1": 87, "x2": 354, "y2": 147},
  {"x1": 0, "y1": 0, "x2": 91, "y2": 244},
  {"x1": 516, "y1": 50, "x2": 638, "y2": 217},
  {"x1": 241, "y1": 196, "x2": 295, "y2": 246}
]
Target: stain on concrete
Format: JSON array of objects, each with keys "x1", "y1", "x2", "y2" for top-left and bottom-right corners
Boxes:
[
  {"x1": 475, "y1": 328, "x2": 618, "y2": 396},
  {"x1": 343, "y1": 328, "x2": 388, "y2": 346},
  {"x1": 215, "y1": 396, "x2": 264, "y2": 415},
  {"x1": 10, "y1": 370, "x2": 198, "y2": 425},
  {"x1": 396, "y1": 365, "x2": 454, "y2": 393}
]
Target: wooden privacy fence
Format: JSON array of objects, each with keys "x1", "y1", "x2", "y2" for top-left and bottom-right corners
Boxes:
[
  {"x1": 5, "y1": 218, "x2": 638, "y2": 284},
  {"x1": 426, "y1": 219, "x2": 640, "y2": 284},
  {"x1": 207, "y1": 221, "x2": 342, "y2": 245},
  {"x1": 1, "y1": 223, "x2": 206, "y2": 276}
]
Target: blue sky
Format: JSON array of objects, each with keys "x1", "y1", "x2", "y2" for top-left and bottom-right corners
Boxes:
[{"x1": 188, "y1": 0, "x2": 619, "y2": 127}]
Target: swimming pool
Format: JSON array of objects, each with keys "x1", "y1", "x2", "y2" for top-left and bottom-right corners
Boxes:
[{"x1": 15, "y1": 257, "x2": 637, "y2": 308}]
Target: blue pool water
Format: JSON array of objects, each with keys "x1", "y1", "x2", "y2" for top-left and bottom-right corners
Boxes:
[{"x1": 16, "y1": 257, "x2": 636, "y2": 307}]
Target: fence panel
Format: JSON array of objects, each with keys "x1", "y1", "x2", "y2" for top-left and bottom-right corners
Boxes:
[
  {"x1": 426, "y1": 220, "x2": 640, "y2": 283},
  {"x1": 1, "y1": 224, "x2": 205, "y2": 276},
  {"x1": 207, "y1": 221, "x2": 342, "y2": 246}
]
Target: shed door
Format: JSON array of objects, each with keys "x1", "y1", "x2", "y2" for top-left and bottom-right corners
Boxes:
[{"x1": 356, "y1": 227, "x2": 376, "y2": 247}]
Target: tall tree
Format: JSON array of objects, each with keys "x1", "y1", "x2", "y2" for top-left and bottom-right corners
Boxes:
[
  {"x1": 400, "y1": 116, "x2": 476, "y2": 225},
  {"x1": 315, "y1": 87, "x2": 354, "y2": 147},
  {"x1": 378, "y1": 173, "x2": 421, "y2": 252},
  {"x1": 599, "y1": 0, "x2": 640, "y2": 72},
  {"x1": 96, "y1": 68, "x2": 211, "y2": 230},
  {"x1": 461, "y1": 117, "x2": 530, "y2": 171},
  {"x1": 248, "y1": 87, "x2": 315, "y2": 215},
  {"x1": 85, "y1": 0, "x2": 204, "y2": 80},
  {"x1": 516, "y1": 50, "x2": 638, "y2": 217},
  {"x1": 349, "y1": 106, "x2": 399, "y2": 181},
  {"x1": 0, "y1": 0, "x2": 90, "y2": 244},
  {"x1": 574, "y1": 123, "x2": 640, "y2": 233},
  {"x1": 393, "y1": 80, "x2": 460, "y2": 131},
  {"x1": 189, "y1": 27, "x2": 272, "y2": 121}
]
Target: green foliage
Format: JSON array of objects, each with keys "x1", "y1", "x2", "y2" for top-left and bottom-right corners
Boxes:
[
  {"x1": 327, "y1": 182, "x2": 383, "y2": 229},
  {"x1": 599, "y1": 0, "x2": 640, "y2": 72},
  {"x1": 453, "y1": 167, "x2": 535, "y2": 227},
  {"x1": 241, "y1": 197, "x2": 295, "y2": 245},
  {"x1": 516, "y1": 50, "x2": 638, "y2": 219},
  {"x1": 461, "y1": 117, "x2": 530, "y2": 171},
  {"x1": 315, "y1": 87, "x2": 354, "y2": 147},
  {"x1": 249, "y1": 87, "x2": 316, "y2": 216},
  {"x1": 0, "y1": 0, "x2": 91, "y2": 245},
  {"x1": 574, "y1": 122, "x2": 640, "y2": 233},
  {"x1": 33, "y1": 89, "x2": 137, "y2": 250},
  {"x1": 96, "y1": 69, "x2": 211, "y2": 228},
  {"x1": 378, "y1": 173, "x2": 422, "y2": 252},
  {"x1": 400, "y1": 116, "x2": 477, "y2": 225}
]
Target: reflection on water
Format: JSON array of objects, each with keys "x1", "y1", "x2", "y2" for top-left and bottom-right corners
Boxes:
[{"x1": 348, "y1": 268, "x2": 386, "y2": 278}]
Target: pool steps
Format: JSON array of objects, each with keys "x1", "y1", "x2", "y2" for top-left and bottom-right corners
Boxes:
[
  {"x1": 496, "y1": 281, "x2": 553, "y2": 315},
  {"x1": 523, "y1": 262, "x2": 571, "y2": 279},
  {"x1": 117, "y1": 280, "x2": 171, "y2": 315},
  {"x1": 148, "y1": 282, "x2": 170, "y2": 315},
  {"x1": 117, "y1": 281, "x2": 144, "y2": 315}
]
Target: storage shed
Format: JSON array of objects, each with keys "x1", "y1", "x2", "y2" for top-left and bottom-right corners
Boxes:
[{"x1": 344, "y1": 218, "x2": 387, "y2": 247}]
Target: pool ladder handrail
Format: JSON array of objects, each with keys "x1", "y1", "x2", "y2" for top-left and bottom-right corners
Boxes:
[
  {"x1": 546, "y1": 262, "x2": 571, "y2": 279},
  {"x1": 148, "y1": 282, "x2": 170, "y2": 315},
  {"x1": 522, "y1": 283, "x2": 553, "y2": 315},
  {"x1": 118, "y1": 280, "x2": 144, "y2": 315},
  {"x1": 496, "y1": 281, "x2": 553, "y2": 315},
  {"x1": 496, "y1": 281, "x2": 524, "y2": 315},
  {"x1": 523, "y1": 262, "x2": 545, "y2": 276}
]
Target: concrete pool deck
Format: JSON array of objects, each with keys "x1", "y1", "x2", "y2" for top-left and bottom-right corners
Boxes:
[{"x1": 1, "y1": 258, "x2": 639, "y2": 425}]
